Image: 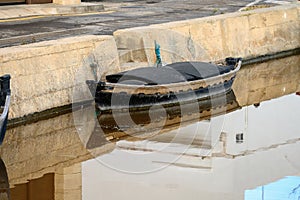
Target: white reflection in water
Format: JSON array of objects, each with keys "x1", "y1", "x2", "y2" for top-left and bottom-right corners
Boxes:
[
  {"x1": 223, "y1": 94, "x2": 300, "y2": 155},
  {"x1": 83, "y1": 94, "x2": 300, "y2": 200}
]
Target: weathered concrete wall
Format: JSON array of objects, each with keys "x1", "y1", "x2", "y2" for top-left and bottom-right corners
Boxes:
[
  {"x1": 114, "y1": 4, "x2": 300, "y2": 66},
  {"x1": 0, "y1": 35, "x2": 120, "y2": 119}
]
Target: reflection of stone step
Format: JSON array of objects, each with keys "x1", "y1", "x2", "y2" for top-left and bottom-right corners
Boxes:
[
  {"x1": 153, "y1": 155, "x2": 212, "y2": 170},
  {"x1": 117, "y1": 139, "x2": 213, "y2": 170}
]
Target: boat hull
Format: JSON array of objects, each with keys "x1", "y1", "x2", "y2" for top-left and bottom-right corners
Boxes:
[
  {"x1": 95, "y1": 77, "x2": 235, "y2": 112},
  {"x1": 87, "y1": 58, "x2": 242, "y2": 113}
]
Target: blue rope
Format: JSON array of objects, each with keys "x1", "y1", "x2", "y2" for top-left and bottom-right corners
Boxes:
[{"x1": 155, "y1": 41, "x2": 162, "y2": 67}]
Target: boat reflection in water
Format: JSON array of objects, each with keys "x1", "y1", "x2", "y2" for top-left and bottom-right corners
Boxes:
[
  {"x1": 0, "y1": 159, "x2": 9, "y2": 200},
  {"x1": 92, "y1": 90, "x2": 240, "y2": 144}
]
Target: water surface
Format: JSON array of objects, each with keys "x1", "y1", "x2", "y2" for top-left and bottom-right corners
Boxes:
[{"x1": 0, "y1": 55, "x2": 299, "y2": 200}]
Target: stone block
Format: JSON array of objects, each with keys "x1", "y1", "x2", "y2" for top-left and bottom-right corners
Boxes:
[
  {"x1": 264, "y1": 7, "x2": 298, "y2": 27},
  {"x1": 248, "y1": 13, "x2": 267, "y2": 30},
  {"x1": 222, "y1": 15, "x2": 250, "y2": 57},
  {"x1": 53, "y1": 0, "x2": 80, "y2": 5}
]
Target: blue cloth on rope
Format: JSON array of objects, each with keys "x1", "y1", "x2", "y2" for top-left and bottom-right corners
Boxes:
[{"x1": 155, "y1": 41, "x2": 162, "y2": 67}]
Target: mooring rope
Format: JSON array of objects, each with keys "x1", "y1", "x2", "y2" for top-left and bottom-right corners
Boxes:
[{"x1": 155, "y1": 40, "x2": 163, "y2": 67}]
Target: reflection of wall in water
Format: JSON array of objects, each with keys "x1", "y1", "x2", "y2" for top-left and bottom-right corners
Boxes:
[
  {"x1": 11, "y1": 174, "x2": 54, "y2": 200},
  {"x1": 225, "y1": 55, "x2": 300, "y2": 155},
  {"x1": 233, "y1": 55, "x2": 300, "y2": 106},
  {"x1": 0, "y1": 112, "x2": 114, "y2": 187},
  {"x1": 222, "y1": 93, "x2": 300, "y2": 155},
  {"x1": 10, "y1": 163, "x2": 82, "y2": 200}
]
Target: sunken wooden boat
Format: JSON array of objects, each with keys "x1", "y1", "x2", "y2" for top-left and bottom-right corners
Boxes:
[
  {"x1": 86, "y1": 57, "x2": 242, "y2": 112},
  {"x1": 0, "y1": 75, "x2": 10, "y2": 145}
]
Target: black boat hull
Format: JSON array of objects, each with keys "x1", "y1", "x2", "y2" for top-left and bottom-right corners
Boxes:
[{"x1": 94, "y1": 77, "x2": 235, "y2": 112}]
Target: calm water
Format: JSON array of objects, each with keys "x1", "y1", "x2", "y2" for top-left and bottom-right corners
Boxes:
[{"x1": 0, "y1": 55, "x2": 299, "y2": 200}]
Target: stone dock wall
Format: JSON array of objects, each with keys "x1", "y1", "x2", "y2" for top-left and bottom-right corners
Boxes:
[
  {"x1": 0, "y1": 4, "x2": 299, "y2": 119},
  {"x1": 0, "y1": 35, "x2": 120, "y2": 119}
]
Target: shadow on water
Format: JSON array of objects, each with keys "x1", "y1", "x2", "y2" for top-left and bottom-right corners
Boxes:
[{"x1": 0, "y1": 55, "x2": 299, "y2": 199}]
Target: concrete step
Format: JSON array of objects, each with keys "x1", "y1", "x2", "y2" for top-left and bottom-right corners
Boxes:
[{"x1": 0, "y1": 2, "x2": 104, "y2": 20}]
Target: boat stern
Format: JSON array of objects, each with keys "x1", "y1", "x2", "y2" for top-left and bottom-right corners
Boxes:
[
  {"x1": 0, "y1": 74, "x2": 10, "y2": 107},
  {"x1": 0, "y1": 74, "x2": 10, "y2": 145},
  {"x1": 86, "y1": 80, "x2": 106, "y2": 98},
  {"x1": 225, "y1": 57, "x2": 242, "y2": 66}
]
